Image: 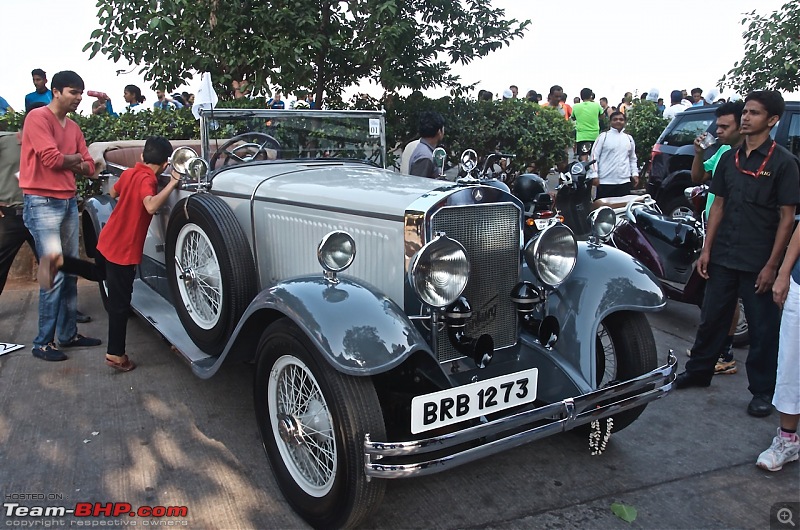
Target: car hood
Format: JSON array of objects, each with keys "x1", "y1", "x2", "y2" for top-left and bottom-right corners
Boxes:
[{"x1": 211, "y1": 162, "x2": 448, "y2": 219}]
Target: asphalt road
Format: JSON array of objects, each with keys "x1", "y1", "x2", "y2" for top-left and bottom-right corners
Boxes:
[{"x1": 0, "y1": 279, "x2": 797, "y2": 529}]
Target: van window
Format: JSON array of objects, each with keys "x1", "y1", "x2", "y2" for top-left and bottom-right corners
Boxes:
[
  {"x1": 661, "y1": 114, "x2": 714, "y2": 147},
  {"x1": 787, "y1": 113, "x2": 800, "y2": 158}
]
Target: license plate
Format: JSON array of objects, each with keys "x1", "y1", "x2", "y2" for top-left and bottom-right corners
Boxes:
[
  {"x1": 535, "y1": 218, "x2": 553, "y2": 230},
  {"x1": 410, "y1": 368, "x2": 538, "y2": 434}
]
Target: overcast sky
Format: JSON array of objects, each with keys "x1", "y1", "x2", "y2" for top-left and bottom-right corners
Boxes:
[{"x1": 0, "y1": 0, "x2": 792, "y2": 114}]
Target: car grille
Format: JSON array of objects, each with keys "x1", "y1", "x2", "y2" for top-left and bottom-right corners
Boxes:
[{"x1": 431, "y1": 203, "x2": 520, "y2": 363}]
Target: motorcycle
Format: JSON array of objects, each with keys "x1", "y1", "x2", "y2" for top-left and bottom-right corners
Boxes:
[
  {"x1": 531, "y1": 161, "x2": 749, "y2": 346},
  {"x1": 552, "y1": 159, "x2": 648, "y2": 239},
  {"x1": 611, "y1": 189, "x2": 748, "y2": 345}
]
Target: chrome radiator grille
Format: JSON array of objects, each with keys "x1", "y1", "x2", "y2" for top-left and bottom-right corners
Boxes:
[{"x1": 431, "y1": 203, "x2": 520, "y2": 362}]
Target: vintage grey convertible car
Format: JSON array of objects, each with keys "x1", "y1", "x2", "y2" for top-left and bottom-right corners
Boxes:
[{"x1": 83, "y1": 109, "x2": 676, "y2": 529}]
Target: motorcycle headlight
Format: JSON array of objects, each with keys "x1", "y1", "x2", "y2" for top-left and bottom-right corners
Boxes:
[
  {"x1": 589, "y1": 206, "x2": 616, "y2": 239},
  {"x1": 570, "y1": 162, "x2": 584, "y2": 176},
  {"x1": 524, "y1": 223, "x2": 577, "y2": 288},
  {"x1": 409, "y1": 234, "x2": 470, "y2": 308}
]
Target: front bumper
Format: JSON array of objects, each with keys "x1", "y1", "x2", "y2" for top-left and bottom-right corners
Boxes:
[{"x1": 364, "y1": 353, "x2": 677, "y2": 479}]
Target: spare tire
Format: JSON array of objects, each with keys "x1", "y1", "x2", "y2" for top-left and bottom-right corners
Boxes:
[{"x1": 166, "y1": 194, "x2": 257, "y2": 356}]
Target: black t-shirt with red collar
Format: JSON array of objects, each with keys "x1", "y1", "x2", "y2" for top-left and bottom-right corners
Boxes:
[{"x1": 709, "y1": 138, "x2": 800, "y2": 272}]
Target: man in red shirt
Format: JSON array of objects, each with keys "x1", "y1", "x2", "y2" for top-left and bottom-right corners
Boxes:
[
  {"x1": 20, "y1": 71, "x2": 99, "y2": 362},
  {"x1": 39, "y1": 136, "x2": 181, "y2": 371}
]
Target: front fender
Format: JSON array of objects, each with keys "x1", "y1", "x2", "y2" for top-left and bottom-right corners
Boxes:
[
  {"x1": 236, "y1": 276, "x2": 432, "y2": 376},
  {"x1": 540, "y1": 241, "x2": 666, "y2": 387}
]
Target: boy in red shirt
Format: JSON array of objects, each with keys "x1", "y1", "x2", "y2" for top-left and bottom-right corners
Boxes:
[{"x1": 39, "y1": 136, "x2": 181, "y2": 371}]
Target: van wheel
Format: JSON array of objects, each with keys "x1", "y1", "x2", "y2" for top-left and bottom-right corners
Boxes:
[
  {"x1": 166, "y1": 194, "x2": 257, "y2": 355},
  {"x1": 663, "y1": 196, "x2": 693, "y2": 220}
]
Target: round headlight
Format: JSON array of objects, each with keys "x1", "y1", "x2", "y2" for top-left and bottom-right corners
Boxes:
[
  {"x1": 524, "y1": 223, "x2": 577, "y2": 288},
  {"x1": 409, "y1": 234, "x2": 470, "y2": 308},
  {"x1": 570, "y1": 162, "x2": 585, "y2": 176},
  {"x1": 317, "y1": 231, "x2": 356, "y2": 273},
  {"x1": 589, "y1": 206, "x2": 616, "y2": 239}
]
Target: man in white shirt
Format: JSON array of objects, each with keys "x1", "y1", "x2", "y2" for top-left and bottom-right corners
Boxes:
[
  {"x1": 663, "y1": 90, "x2": 689, "y2": 122},
  {"x1": 589, "y1": 111, "x2": 638, "y2": 200}
]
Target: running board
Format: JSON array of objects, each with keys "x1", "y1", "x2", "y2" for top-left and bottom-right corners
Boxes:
[{"x1": 130, "y1": 278, "x2": 215, "y2": 367}]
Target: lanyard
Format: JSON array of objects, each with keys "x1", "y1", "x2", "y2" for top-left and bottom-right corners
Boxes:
[{"x1": 734, "y1": 141, "x2": 776, "y2": 178}]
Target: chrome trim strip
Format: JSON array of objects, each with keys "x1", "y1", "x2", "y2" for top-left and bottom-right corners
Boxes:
[{"x1": 363, "y1": 353, "x2": 677, "y2": 478}]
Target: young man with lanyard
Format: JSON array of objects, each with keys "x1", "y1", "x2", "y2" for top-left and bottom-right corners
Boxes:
[
  {"x1": 20, "y1": 71, "x2": 99, "y2": 361},
  {"x1": 676, "y1": 91, "x2": 800, "y2": 419},
  {"x1": 38, "y1": 137, "x2": 182, "y2": 372},
  {"x1": 689, "y1": 100, "x2": 745, "y2": 375}
]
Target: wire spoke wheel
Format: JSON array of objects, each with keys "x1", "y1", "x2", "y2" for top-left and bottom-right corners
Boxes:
[
  {"x1": 255, "y1": 319, "x2": 386, "y2": 529},
  {"x1": 175, "y1": 222, "x2": 222, "y2": 329},
  {"x1": 270, "y1": 355, "x2": 337, "y2": 495}
]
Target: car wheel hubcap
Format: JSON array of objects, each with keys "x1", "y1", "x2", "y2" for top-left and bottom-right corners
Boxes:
[
  {"x1": 174, "y1": 223, "x2": 222, "y2": 329},
  {"x1": 268, "y1": 355, "x2": 336, "y2": 496}
]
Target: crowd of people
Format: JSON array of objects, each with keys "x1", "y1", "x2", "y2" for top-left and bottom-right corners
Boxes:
[{"x1": 0, "y1": 67, "x2": 798, "y2": 474}]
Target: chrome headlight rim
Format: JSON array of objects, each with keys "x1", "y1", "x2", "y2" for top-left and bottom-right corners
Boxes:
[
  {"x1": 317, "y1": 231, "x2": 356, "y2": 273},
  {"x1": 524, "y1": 223, "x2": 578, "y2": 288},
  {"x1": 589, "y1": 206, "x2": 616, "y2": 239},
  {"x1": 408, "y1": 234, "x2": 470, "y2": 309}
]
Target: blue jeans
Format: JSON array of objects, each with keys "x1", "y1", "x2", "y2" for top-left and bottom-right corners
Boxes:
[{"x1": 22, "y1": 195, "x2": 79, "y2": 348}]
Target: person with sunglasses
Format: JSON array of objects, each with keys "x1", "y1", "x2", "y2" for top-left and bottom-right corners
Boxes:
[{"x1": 675, "y1": 91, "x2": 800, "y2": 419}]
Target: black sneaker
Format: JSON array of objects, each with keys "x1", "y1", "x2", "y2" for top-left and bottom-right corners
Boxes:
[
  {"x1": 60, "y1": 334, "x2": 102, "y2": 348},
  {"x1": 76, "y1": 311, "x2": 92, "y2": 324},
  {"x1": 674, "y1": 371, "x2": 712, "y2": 389},
  {"x1": 32, "y1": 343, "x2": 68, "y2": 362}
]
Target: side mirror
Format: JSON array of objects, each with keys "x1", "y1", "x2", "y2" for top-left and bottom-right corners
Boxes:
[{"x1": 433, "y1": 147, "x2": 447, "y2": 177}]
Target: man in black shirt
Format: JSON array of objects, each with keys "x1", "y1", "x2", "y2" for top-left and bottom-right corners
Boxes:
[{"x1": 676, "y1": 91, "x2": 800, "y2": 418}]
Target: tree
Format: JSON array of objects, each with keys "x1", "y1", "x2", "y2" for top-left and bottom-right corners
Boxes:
[
  {"x1": 720, "y1": 0, "x2": 800, "y2": 94},
  {"x1": 86, "y1": 0, "x2": 529, "y2": 106}
]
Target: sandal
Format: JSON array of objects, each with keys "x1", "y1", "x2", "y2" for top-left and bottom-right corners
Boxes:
[{"x1": 105, "y1": 355, "x2": 136, "y2": 372}]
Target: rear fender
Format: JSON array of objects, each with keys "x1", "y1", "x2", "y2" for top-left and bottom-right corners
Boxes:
[
  {"x1": 81, "y1": 195, "x2": 116, "y2": 257},
  {"x1": 660, "y1": 170, "x2": 692, "y2": 198},
  {"x1": 534, "y1": 242, "x2": 665, "y2": 386}
]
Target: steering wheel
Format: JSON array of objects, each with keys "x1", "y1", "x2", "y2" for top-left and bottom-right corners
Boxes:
[{"x1": 209, "y1": 132, "x2": 281, "y2": 170}]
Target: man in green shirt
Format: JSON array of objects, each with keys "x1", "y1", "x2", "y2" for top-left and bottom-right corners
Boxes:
[
  {"x1": 689, "y1": 100, "x2": 745, "y2": 375},
  {"x1": 572, "y1": 88, "x2": 603, "y2": 161}
]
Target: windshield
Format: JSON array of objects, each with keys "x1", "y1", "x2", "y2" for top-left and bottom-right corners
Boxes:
[
  {"x1": 200, "y1": 109, "x2": 386, "y2": 170},
  {"x1": 661, "y1": 113, "x2": 714, "y2": 147}
]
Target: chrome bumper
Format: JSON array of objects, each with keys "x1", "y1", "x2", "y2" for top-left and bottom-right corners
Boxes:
[{"x1": 364, "y1": 353, "x2": 677, "y2": 479}]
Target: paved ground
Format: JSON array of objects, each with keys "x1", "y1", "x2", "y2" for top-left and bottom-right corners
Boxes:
[{"x1": 0, "y1": 279, "x2": 798, "y2": 529}]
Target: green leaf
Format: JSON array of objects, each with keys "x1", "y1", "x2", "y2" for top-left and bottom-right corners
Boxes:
[{"x1": 611, "y1": 503, "x2": 637, "y2": 523}]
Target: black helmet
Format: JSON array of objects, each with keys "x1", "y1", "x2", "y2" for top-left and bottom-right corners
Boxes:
[{"x1": 513, "y1": 173, "x2": 547, "y2": 203}]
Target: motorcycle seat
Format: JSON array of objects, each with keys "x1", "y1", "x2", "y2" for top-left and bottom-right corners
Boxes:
[
  {"x1": 592, "y1": 194, "x2": 648, "y2": 211},
  {"x1": 632, "y1": 207, "x2": 700, "y2": 248}
]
